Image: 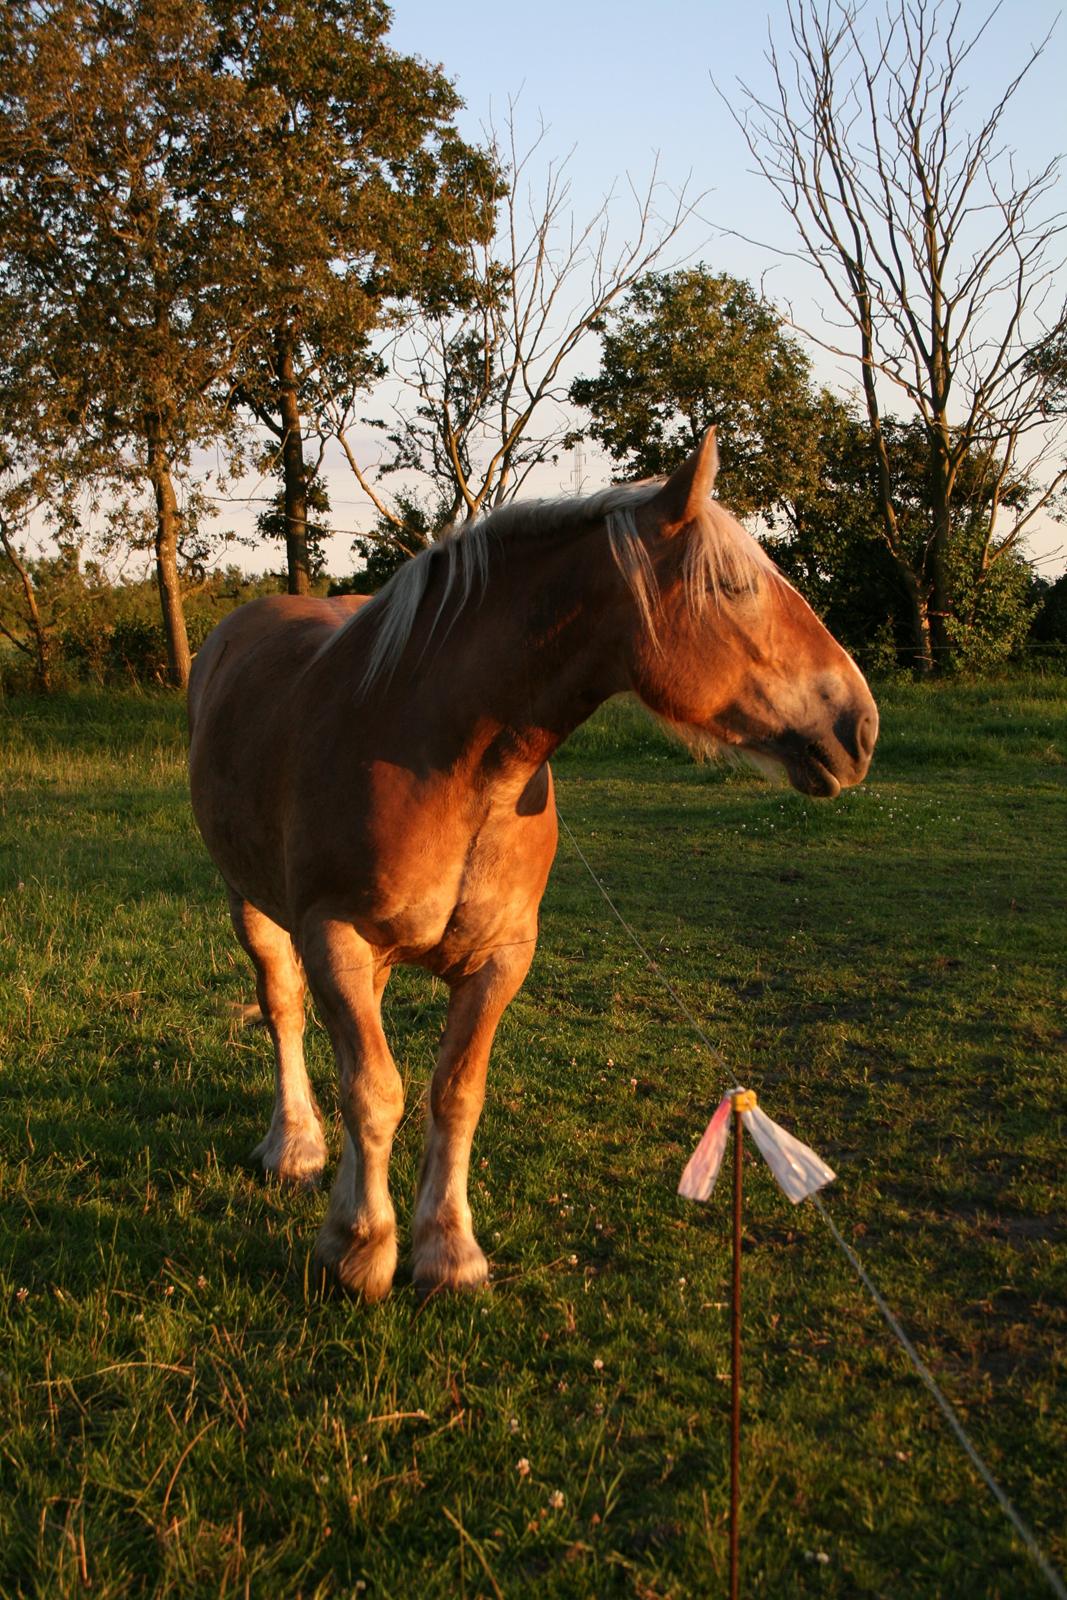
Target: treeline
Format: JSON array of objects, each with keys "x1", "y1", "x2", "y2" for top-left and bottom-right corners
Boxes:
[
  {"x1": 569, "y1": 269, "x2": 1067, "y2": 675},
  {"x1": 1, "y1": 0, "x2": 1066, "y2": 691}
]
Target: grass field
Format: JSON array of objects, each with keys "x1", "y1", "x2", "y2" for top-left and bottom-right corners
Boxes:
[{"x1": 1, "y1": 678, "x2": 1065, "y2": 1598}]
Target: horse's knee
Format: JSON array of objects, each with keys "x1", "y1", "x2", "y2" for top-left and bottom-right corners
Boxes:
[{"x1": 339, "y1": 1061, "x2": 404, "y2": 1141}]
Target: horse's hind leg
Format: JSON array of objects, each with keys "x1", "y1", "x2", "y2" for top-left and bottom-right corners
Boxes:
[
  {"x1": 228, "y1": 892, "x2": 327, "y2": 1185},
  {"x1": 300, "y1": 917, "x2": 403, "y2": 1302},
  {"x1": 413, "y1": 945, "x2": 534, "y2": 1296}
]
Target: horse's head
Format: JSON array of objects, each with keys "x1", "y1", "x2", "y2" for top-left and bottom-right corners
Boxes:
[{"x1": 620, "y1": 430, "x2": 877, "y2": 797}]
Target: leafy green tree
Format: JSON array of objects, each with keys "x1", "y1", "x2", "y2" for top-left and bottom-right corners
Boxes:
[
  {"x1": 570, "y1": 267, "x2": 822, "y2": 517},
  {"x1": 207, "y1": 0, "x2": 498, "y2": 593},
  {"x1": 1031, "y1": 573, "x2": 1067, "y2": 647},
  {"x1": 573, "y1": 266, "x2": 1040, "y2": 672},
  {"x1": 0, "y1": 525, "x2": 83, "y2": 693},
  {"x1": 0, "y1": 273, "x2": 111, "y2": 690},
  {"x1": 0, "y1": 0, "x2": 251, "y2": 686},
  {"x1": 766, "y1": 403, "x2": 1036, "y2": 672},
  {"x1": 256, "y1": 476, "x2": 334, "y2": 585},
  {"x1": 760, "y1": 394, "x2": 909, "y2": 669},
  {"x1": 328, "y1": 491, "x2": 448, "y2": 595}
]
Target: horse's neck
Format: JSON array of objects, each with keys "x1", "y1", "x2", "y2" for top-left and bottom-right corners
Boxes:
[{"x1": 367, "y1": 531, "x2": 632, "y2": 772}]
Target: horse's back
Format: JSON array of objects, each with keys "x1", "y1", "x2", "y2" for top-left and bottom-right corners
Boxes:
[{"x1": 188, "y1": 593, "x2": 370, "y2": 733}]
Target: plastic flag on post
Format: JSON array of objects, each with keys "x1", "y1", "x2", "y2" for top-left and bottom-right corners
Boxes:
[
  {"x1": 678, "y1": 1088, "x2": 835, "y2": 1600},
  {"x1": 678, "y1": 1087, "x2": 835, "y2": 1204}
]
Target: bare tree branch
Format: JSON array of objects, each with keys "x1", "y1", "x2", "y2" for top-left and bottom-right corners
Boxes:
[{"x1": 323, "y1": 105, "x2": 702, "y2": 542}]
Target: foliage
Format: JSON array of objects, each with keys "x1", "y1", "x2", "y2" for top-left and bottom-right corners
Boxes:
[
  {"x1": 0, "y1": 537, "x2": 87, "y2": 692},
  {"x1": 572, "y1": 271, "x2": 1042, "y2": 674},
  {"x1": 0, "y1": 0, "x2": 256, "y2": 684},
  {"x1": 0, "y1": 0, "x2": 494, "y2": 651},
  {"x1": 256, "y1": 476, "x2": 335, "y2": 584},
  {"x1": 1031, "y1": 573, "x2": 1067, "y2": 646},
  {"x1": 211, "y1": 0, "x2": 498, "y2": 591},
  {"x1": 0, "y1": 684, "x2": 1064, "y2": 1594},
  {"x1": 570, "y1": 267, "x2": 821, "y2": 518},
  {"x1": 764, "y1": 402, "x2": 1038, "y2": 674},
  {"x1": 331, "y1": 491, "x2": 448, "y2": 595},
  {"x1": 0, "y1": 564, "x2": 284, "y2": 693}
]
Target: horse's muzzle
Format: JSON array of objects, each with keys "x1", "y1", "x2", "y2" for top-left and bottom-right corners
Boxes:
[{"x1": 763, "y1": 700, "x2": 878, "y2": 798}]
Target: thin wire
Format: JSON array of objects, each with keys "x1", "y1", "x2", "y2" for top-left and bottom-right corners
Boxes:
[
  {"x1": 812, "y1": 1195, "x2": 1067, "y2": 1600},
  {"x1": 556, "y1": 807, "x2": 1067, "y2": 1600},
  {"x1": 557, "y1": 813, "x2": 732, "y2": 1077}
]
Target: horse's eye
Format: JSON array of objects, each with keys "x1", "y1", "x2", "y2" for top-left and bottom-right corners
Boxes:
[{"x1": 716, "y1": 575, "x2": 758, "y2": 601}]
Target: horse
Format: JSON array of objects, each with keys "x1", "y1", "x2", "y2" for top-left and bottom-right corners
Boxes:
[{"x1": 187, "y1": 430, "x2": 877, "y2": 1301}]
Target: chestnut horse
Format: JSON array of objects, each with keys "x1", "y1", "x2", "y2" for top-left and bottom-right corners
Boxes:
[{"x1": 188, "y1": 431, "x2": 877, "y2": 1300}]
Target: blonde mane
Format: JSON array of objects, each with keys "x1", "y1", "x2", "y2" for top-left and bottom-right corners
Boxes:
[{"x1": 349, "y1": 478, "x2": 774, "y2": 692}]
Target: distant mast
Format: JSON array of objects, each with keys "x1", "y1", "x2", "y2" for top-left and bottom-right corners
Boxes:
[{"x1": 571, "y1": 439, "x2": 586, "y2": 496}]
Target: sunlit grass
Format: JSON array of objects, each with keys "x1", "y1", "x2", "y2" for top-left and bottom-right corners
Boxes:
[{"x1": 1, "y1": 678, "x2": 1064, "y2": 1596}]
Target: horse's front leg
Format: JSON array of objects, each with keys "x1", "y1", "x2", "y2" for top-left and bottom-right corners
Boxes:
[
  {"x1": 413, "y1": 945, "x2": 534, "y2": 1296},
  {"x1": 300, "y1": 917, "x2": 401, "y2": 1302}
]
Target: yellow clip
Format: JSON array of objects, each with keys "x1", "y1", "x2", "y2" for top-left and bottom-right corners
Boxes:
[{"x1": 731, "y1": 1089, "x2": 758, "y2": 1114}]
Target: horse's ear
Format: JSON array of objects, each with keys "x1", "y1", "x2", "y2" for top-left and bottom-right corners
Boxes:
[{"x1": 649, "y1": 428, "x2": 720, "y2": 532}]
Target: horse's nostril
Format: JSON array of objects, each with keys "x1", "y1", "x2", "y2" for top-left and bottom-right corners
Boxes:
[
  {"x1": 857, "y1": 710, "x2": 877, "y2": 763},
  {"x1": 832, "y1": 705, "x2": 878, "y2": 766}
]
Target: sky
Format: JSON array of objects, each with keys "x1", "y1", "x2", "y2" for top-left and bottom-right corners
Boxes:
[
  {"x1": 386, "y1": 0, "x2": 1065, "y2": 289},
  {"x1": 229, "y1": 0, "x2": 1067, "y2": 575}
]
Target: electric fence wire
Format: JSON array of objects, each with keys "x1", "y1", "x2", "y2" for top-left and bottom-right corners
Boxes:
[{"x1": 556, "y1": 810, "x2": 1067, "y2": 1600}]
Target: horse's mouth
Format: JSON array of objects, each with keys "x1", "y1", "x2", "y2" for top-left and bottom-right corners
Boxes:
[
  {"x1": 755, "y1": 740, "x2": 843, "y2": 798},
  {"x1": 788, "y1": 753, "x2": 842, "y2": 799}
]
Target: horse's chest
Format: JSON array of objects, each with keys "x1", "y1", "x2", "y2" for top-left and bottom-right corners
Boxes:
[
  {"x1": 370, "y1": 797, "x2": 556, "y2": 973},
  {"x1": 288, "y1": 756, "x2": 557, "y2": 971}
]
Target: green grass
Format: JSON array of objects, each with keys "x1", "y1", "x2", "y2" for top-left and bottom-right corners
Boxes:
[{"x1": 1, "y1": 678, "x2": 1064, "y2": 1598}]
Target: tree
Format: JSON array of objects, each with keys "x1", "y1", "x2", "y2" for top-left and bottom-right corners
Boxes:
[
  {"x1": 569, "y1": 266, "x2": 822, "y2": 517},
  {"x1": 206, "y1": 0, "x2": 497, "y2": 594},
  {"x1": 0, "y1": 487, "x2": 81, "y2": 693},
  {"x1": 0, "y1": 299, "x2": 75, "y2": 691},
  {"x1": 729, "y1": 0, "x2": 1067, "y2": 671},
  {"x1": 567, "y1": 263, "x2": 1040, "y2": 670},
  {"x1": 327, "y1": 492, "x2": 440, "y2": 595},
  {"x1": 256, "y1": 475, "x2": 334, "y2": 586},
  {"x1": 0, "y1": 0, "x2": 252, "y2": 687},
  {"x1": 334, "y1": 110, "x2": 695, "y2": 545}
]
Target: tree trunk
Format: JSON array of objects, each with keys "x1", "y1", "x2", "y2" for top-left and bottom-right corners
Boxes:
[
  {"x1": 276, "y1": 327, "x2": 310, "y2": 595},
  {"x1": 901, "y1": 569, "x2": 934, "y2": 676},
  {"x1": 146, "y1": 422, "x2": 192, "y2": 688},
  {"x1": 0, "y1": 521, "x2": 52, "y2": 690},
  {"x1": 927, "y1": 439, "x2": 954, "y2": 672},
  {"x1": 854, "y1": 298, "x2": 933, "y2": 673}
]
